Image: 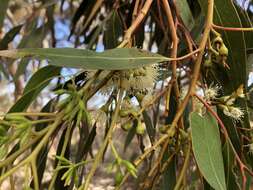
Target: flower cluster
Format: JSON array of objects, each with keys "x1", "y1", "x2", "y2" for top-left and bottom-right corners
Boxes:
[
  {"x1": 218, "y1": 84, "x2": 245, "y2": 121},
  {"x1": 220, "y1": 104, "x2": 244, "y2": 121},
  {"x1": 201, "y1": 84, "x2": 245, "y2": 121},
  {"x1": 89, "y1": 65, "x2": 158, "y2": 95},
  {"x1": 204, "y1": 84, "x2": 220, "y2": 101}
]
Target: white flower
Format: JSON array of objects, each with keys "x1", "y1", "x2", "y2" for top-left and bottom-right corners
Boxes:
[
  {"x1": 88, "y1": 65, "x2": 158, "y2": 95},
  {"x1": 127, "y1": 65, "x2": 158, "y2": 92},
  {"x1": 204, "y1": 85, "x2": 220, "y2": 100},
  {"x1": 248, "y1": 143, "x2": 253, "y2": 155},
  {"x1": 230, "y1": 106, "x2": 244, "y2": 119},
  {"x1": 222, "y1": 105, "x2": 244, "y2": 121}
]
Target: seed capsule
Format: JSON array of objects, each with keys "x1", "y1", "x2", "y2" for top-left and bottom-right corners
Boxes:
[
  {"x1": 119, "y1": 110, "x2": 129, "y2": 117},
  {"x1": 213, "y1": 36, "x2": 223, "y2": 45},
  {"x1": 218, "y1": 44, "x2": 228, "y2": 56},
  {"x1": 136, "y1": 120, "x2": 145, "y2": 135},
  {"x1": 203, "y1": 59, "x2": 213, "y2": 68},
  {"x1": 121, "y1": 122, "x2": 132, "y2": 131},
  {"x1": 115, "y1": 171, "x2": 123, "y2": 185}
]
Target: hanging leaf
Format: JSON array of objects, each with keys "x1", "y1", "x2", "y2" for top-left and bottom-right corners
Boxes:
[
  {"x1": 23, "y1": 65, "x2": 61, "y2": 94},
  {"x1": 124, "y1": 119, "x2": 137, "y2": 151},
  {"x1": 0, "y1": 0, "x2": 9, "y2": 30},
  {"x1": 8, "y1": 66, "x2": 61, "y2": 112},
  {"x1": 190, "y1": 112, "x2": 226, "y2": 190},
  {"x1": 0, "y1": 24, "x2": 23, "y2": 78},
  {"x1": 0, "y1": 48, "x2": 169, "y2": 70},
  {"x1": 15, "y1": 24, "x2": 48, "y2": 79},
  {"x1": 142, "y1": 111, "x2": 155, "y2": 144},
  {"x1": 0, "y1": 25, "x2": 23, "y2": 50},
  {"x1": 222, "y1": 141, "x2": 240, "y2": 190},
  {"x1": 103, "y1": 11, "x2": 123, "y2": 49},
  {"x1": 175, "y1": 0, "x2": 195, "y2": 30}
]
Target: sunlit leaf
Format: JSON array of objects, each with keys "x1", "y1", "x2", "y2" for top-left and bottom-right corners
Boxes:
[{"x1": 0, "y1": 48, "x2": 169, "y2": 70}]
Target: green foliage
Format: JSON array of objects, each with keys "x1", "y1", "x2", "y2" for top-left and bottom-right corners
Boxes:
[
  {"x1": 190, "y1": 112, "x2": 226, "y2": 190},
  {"x1": 0, "y1": 48, "x2": 168, "y2": 70}
]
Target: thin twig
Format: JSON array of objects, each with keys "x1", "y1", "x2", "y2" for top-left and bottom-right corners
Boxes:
[
  {"x1": 79, "y1": 88, "x2": 124, "y2": 190},
  {"x1": 48, "y1": 125, "x2": 73, "y2": 189},
  {"x1": 0, "y1": 114, "x2": 63, "y2": 182},
  {"x1": 118, "y1": 0, "x2": 153, "y2": 47},
  {"x1": 31, "y1": 160, "x2": 39, "y2": 190},
  {"x1": 213, "y1": 24, "x2": 253, "y2": 32},
  {"x1": 174, "y1": 142, "x2": 191, "y2": 190},
  {"x1": 170, "y1": 0, "x2": 214, "y2": 128}
]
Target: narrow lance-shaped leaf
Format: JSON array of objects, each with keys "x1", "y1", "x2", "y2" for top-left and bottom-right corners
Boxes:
[
  {"x1": 0, "y1": 48, "x2": 169, "y2": 70},
  {"x1": 0, "y1": 0, "x2": 9, "y2": 30},
  {"x1": 8, "y1": 66, "x2": 61, "y2": 113},
  {"x1": 190, "y1": 112, "x2": 227, "y2": 190}
]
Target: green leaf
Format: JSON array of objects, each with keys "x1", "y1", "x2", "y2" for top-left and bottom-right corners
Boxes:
[
  {"x1": 222, "y1": 141, "x2": 240, "y2": 190},
  {"x1": 190, "y1": 112, "x2": 226, "y2": 190},
  {"x1": 142, "y1": 111, "x2": 155, "y2": 143},
  {"x1": 81, "y1": 124, "x2": 97, "y2": 156},
  {"x1": 15, "y1": 24, "x2": 48, "y2": 79},
  {"x1": 0, "y1": 48, "x2": 169, "y2": 70},
  {"x1": 104, "y1": 11, "x2": 123, "y2": 49},
  {"x1": 175, "y1": 0, "x2": 195, "y2": 30},
  {"x1": 23, "y1": 65, "x2": 61, "y2": 94},
  {"x1": 124, "y1": 119, "x2": 137, "y2": 151},
  {"x1": 0, "y1": 24, "x2": 23, "y2": 78},
  {"x1": 0, "y1": 146, "x2": 7, "y2": 160},
  {"x1": 198, "y1": 0, "x2": 247, "y2": 92},
  {"x1": 234, "y1": 5, "x2": 253, "y2": 52},
  {"x1": 0, "y1": 0, "x2": 9, "y2": 30},
  {"x1": 8, "y1": 90, "x2": 41, "y2": 113},
  {"x1": 30, "y1": 100, "x2": 54, "y2": 188},
  {"x1": 159, "y1": 152, "x2": 176, "y2": 190},
  {"x1": 8, "y1": 66, "x2": 61, "y2": 113},
  {"x1": 0, "y1": 25, "x2": 23, "y2": 50},
  {"x1": 55, "y1": 127, "x2": 71, "y2": 190}
]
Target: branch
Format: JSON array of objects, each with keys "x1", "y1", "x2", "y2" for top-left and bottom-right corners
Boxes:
[
  {"x1": 79, "y1": 88, "x2": 124, "y2": 190},
  {"x1": 118, "y1": 0, "x2": 153, "y2": 47},
  {"x1": 170, "y1": 0, "x2": 214, "y2": 128}
]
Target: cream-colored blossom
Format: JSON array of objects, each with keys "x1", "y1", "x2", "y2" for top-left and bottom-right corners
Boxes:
[
  {"x1": 248, "y1": 143, "x2": 253, "y2": 155},
  {"x1": 89, "y1": 65, "x2": 158, "y2": 95},
  {"x1": 222, "y1": 105, "x2": 244, "y2": 120},
  {"x1": 230, "y1": 106, "x2": 244, "y2": 119},
  {"x1": 127, "y1": 65, "x2": 158, "y2": 92},
  {"x1": 204, "y1": 85, "x2": 220, "y2": 100}
]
